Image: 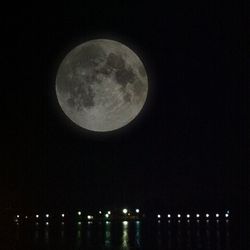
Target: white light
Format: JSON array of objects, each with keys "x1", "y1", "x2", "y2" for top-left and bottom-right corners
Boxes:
[
  {"x1": 123, "y1": 209, "x2": 128, "y2": 214},
  {"x1": 99, "y1": 211, "x2": 102, "y2": 214},
  {"x1": 216, "y1": 213, "x2": 220, "y2": 218},
  {"x1": 78, "y1": 222, "x2": 81, "y2": 225},
  {"x1": 46, "y1": 222, "x2": 49, "y2": 226},
  {"x1": 46, "y1": 214, "x2": 49, "y2": 218},
  {"x1": 87, "y1": 215, "x2": 93, "y2": 220},
  {"x1": 136, "y1": 209, "x2": 140, "y2": 213},
  {"x1": 25, "y1": 216, "x2": 28, "y2": 219},
  {"x1": 105, "y1": 214, "x2": 109, "y2": 218},
  {"x1": 78, "y1": 211, "x2": 82, "y2": 216},
  {"x1": 17, "y1": 215, "x2": 20, "y2": 218},
  {"x1": 36, "y1": 215, "x2": 39, "y2": 218},
  {"x1": 186, "y1": 214, "x2": 190, "y2": 218},
  {"x1": 62, "y1": 214, "x2": 65, "y2": 218},
  {"x1": 177, "y1": 214, "x2": 181, "y2": 218},
  {"x1": 123, "y1": 221, "x2": 128, "y2": 226},
  {"x1": 157, "y1": 214, "x2": 161, "y2": 219},
  {"x1": 225, "y1": 213, "x2": 229, "y2": 218},
  {"x1": 107, "y1": 211, "x2": 111, "y2": 215},
  {"x1": 167, "y1": 214, "x2": 171, "y2": 218},
  {"x1": 196, "y1": 214, "x2": 200, "y2": 218},
  {"x1": 206, "y1": 213, "x2": 209, "y2": 218}
]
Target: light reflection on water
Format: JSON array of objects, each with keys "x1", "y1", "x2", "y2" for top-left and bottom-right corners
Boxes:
[
  {"x1": 34, "y1": 225, "x2": 39, "y2": 241},
  {"x1": 122, "y1": 221, "x2": 129, "y2": 249},
  {"x1": 186, "y1": 222, "x2": 192, "y2": 250},
  {"x1": 13, "y1": 219, "x2": 231, "y2": 250},
  {"x1": 167, "y1": 224, "x2": 172, "y2": 249},
  {"x1": 177, "y1": 220, "x2": 182, "y2": 250},
  {"x1": 44, "y1": 223, "x2": 49, "y2": 245},
  {"x1": 196, "y1": 219, "x2": 202, "y2": 249},
  {"x1": 135, "y1": 221, "x2": 141, "y2": 248},
  {"x1": 205, "y1": 220, "x2": 211, "y2": 250},
  {"x1": 61, "y1": 222, "x2": 65, "y2": 239},
  {"x1": 157, "y1": 220, "x2": 162, "y2": 248},
  {"x1": 225, "y1": 222, "x2": 230, "y2": 250},
  {"x1": 76, "y1": 222, "x2": 82, "y2": 249},
  {"x1": 105, "y1": 221, "x2": 111, "y2": 248}
]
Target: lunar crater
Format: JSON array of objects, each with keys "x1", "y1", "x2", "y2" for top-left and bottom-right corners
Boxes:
[
  {"x1": 106, "y1": 53, "x2": 125, "y2": 69},
  {"x1": 56, "y1": 39, "x2": 148, "y2": 132}
]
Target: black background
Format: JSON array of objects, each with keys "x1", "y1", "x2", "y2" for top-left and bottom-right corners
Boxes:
[{"x1": 1, "y1": 2, "x2": 246, "y2": 215}]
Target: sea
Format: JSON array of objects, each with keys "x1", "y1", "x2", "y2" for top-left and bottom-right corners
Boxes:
[{"x1": 2, "y1": 218, "x2": 234, "y2": 250}]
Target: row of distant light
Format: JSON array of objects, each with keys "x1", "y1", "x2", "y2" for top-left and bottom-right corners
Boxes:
[
  {"x1": 15, "y1": 209, "x2": 137, "y2": 220},
  {"x1": 15, "y1": 209, "x2": 229, "y2": 220},
  {"x1": 156, "y1": 212, "x2": 229, "y2": 219}
]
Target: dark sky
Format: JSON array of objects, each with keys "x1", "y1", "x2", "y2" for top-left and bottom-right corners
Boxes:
[{"x1": 2, "y1": 2, "x2": 245, "y2": 213}]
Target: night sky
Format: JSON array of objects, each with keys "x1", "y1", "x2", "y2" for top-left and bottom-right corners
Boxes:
[{"x1": 2, "y1": 2, "x2": 245, "y2": 214}]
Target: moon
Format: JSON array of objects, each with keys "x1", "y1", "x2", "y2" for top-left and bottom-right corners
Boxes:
[{"x1": 56, "y1": 39, "x2": 148, "y2": 132}]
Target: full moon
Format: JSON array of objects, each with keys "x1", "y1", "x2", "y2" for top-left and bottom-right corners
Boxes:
[{"x1": 56, "y1": 39, "x2": 148, "y2": 132}]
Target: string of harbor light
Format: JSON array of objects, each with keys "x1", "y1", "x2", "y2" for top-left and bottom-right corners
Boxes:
[{"x1": 14, "y1": 209, "x2": 230, "y2": 223}]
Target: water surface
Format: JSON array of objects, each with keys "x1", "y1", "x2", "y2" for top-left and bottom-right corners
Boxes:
[{"x1": 5, "y1": 220, "x2": 231, "y2": 250}]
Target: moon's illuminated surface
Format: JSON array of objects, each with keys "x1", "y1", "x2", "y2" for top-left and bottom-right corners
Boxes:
[{"x1": 56, "y1": 39, "x2": 148, "y2": 132}]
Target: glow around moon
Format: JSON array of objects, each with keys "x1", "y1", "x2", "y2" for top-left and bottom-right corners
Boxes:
[{"x1": 56, "y1": 39, "x2": 148, "y2": 132}]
